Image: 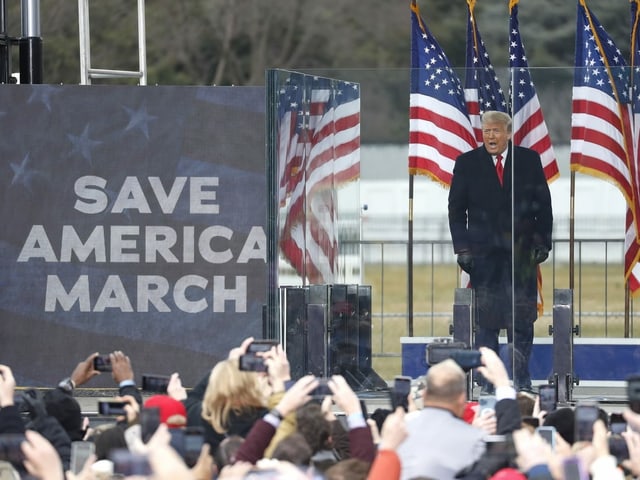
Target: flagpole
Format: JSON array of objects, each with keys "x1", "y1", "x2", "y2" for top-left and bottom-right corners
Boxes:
[
  {"x1": 408, "y1": 173, "x2": 414, "y2": 336},
  {"x1": 569, "y1": 171, "x2": 575, "y2": 292}
]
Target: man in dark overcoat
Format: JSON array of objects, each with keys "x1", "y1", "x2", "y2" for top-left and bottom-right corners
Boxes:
[{"x1": 448, "y1": 110, "x2": 553, "y2": 392}]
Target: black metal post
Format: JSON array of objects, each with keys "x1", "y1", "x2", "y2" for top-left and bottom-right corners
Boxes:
[
  {"x1": 20, "y1": 0, "x2": 42, "y2": 84},
  {"x1": 0, "y1": 0, "x2": 10, "y2": 83}
]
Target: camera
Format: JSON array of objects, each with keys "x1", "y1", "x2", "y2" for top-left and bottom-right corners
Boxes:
[
  {"x1": 93, "y1": 354, "x2": 112, "y2": 372},
  {"x1": 238, "y1": 354, "x2": 267, "y2": 372},
  {"x1": 98, "y1": 401, "x2": 128, "y2": 416},
  {"x1": 425, "y1": 339, "x2": 468, "y2": 366},
  {"x1": 449, "y1": 350, "x2": 482, "y2": 371},
  {"x1": 141, "y1": 374, "x2": 170, "y2": 393}
]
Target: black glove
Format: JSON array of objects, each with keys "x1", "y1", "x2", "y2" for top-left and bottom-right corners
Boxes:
[
  {"x1": 456, "y1": 252, "x2": 473, "y2": 273},
  {"x1": 532, "y1": 245, "x2": 549, "y2": 264}
]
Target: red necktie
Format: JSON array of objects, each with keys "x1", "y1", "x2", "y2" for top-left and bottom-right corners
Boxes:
[{"x1": 496, "y1": 154, "x2": 504, "y2": 186}]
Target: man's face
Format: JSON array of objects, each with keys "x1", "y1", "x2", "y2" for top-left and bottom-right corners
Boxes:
[{"x1": 482, "y1": 121, "x2": 511, "y2": 155}]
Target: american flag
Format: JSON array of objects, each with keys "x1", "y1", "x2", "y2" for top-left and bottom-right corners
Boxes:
[
  {"x1": 408, "y1": 0, "x2": 476, "y2": 186},
  {"x1": 629, "y1": 0, "x2": 640, "y2": 294},
  {"x1": 571, "y1": 0, "x2": 640, "y2": 295},
  {"x1": 509, "y1": 0, "x2": 560, "y2": 183},
  {"x1": 509, "y1": 0, "x2": 560, "y2": 313},
  {"x1": 278, "y1": 73, "x2": 360, "y2": 284},
  {"x1": 464, "y1": 0, "x2": 507, "y2": 144}
]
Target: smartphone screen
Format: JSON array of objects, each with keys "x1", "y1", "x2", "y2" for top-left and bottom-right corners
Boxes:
[
  {"x1": 183, "y1": 427, "x2": 204, "y2": 467},
  {"x1": 140, "y1": 407, "x2": 161, "y2": 443},
  {"x1": 238, "y1": 354, "x2": 267, "y2": 372},
  {"x1": 93, "y1": 354, "x2": 112, "y2": 372},
  {"x1": 98, "y1": 401, "x2": 127, "y2": 416},
  {"x1": 563, "y1": 456, "x2": 588, "y2": 480},
  {"x1": 71, "y1": 441, "x2": 95, "y2": 474},
  {"x1": 535, "y1": 426, "x2": 556, "y2": 450},
  {"x1": 246, "y1": 340, "x2": 278, "y2": 353},
  {"x1": 478, "y1": 394, "x2": 497, "y2": 414},
  {"x1": 538, "y1": 384, "x2": 557, "y2": 412},
  {"x1": 574, "y1": 403, "x2": 599, "y2": 442},
  {"x1": 609, "y1": 412, "x2": 627, "y2": 434},
  {"x1": 141, "y1": 374, "x2": 170, "y2": 393},
  {"x1": 391, "y1": 375, "x2": 411, "y2": 411}
]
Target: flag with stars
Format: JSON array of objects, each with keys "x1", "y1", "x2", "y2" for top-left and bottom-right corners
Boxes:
[
  {"x1": 464, "y1": 0, "x2": 507, "y2": 144},
  {"x1": 278, "y1": 74, "x2": 360, "y2": 284},
  {"x1": 409, "y1": 0, "x2": 476, "y2": 186},
  {"x1": 509, "y1": 0, "x2": 561, "y2": 313},
  {"x1": 509, "y1": 0, "x2": 560, "y2": 183},
  {"x1": 628, "y1": 0, "x2": 640, "y2": 294},
  {"x1": 571, "y1": 0, "x2": 640, "y2": 295}
]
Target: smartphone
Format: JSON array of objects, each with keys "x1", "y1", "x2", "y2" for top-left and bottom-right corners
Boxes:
[
  {"x1": 93, "y1": 354, "x2": 112, "y2": 372},
  {"x1": 183, "y1": 427, "x2": 205, "y2": 468},
  {"x1": 478, "y1": 394, "x2": 497, "y2": 415},
  {"x1": 141, "y1": 374, "x2": 170, "y2": 393},
  {"x1": 246, "y1": 339, "x2": 278, "y2": 353},
  {"x1": 98, "y1": 400, "x2": 127, "y2": 416},
  {"x1": 484, "y1": 434, "x2": 516, "y2": 459},
  {"x1": 70, "y1": 441, "x2": 95, "y2": 474},
  {"x1": 609, "y1": 434, "x2": 629, "y2": 464},
  {"x1": 574, "y1": 402, "x2": 600, "y2": 442},
  {"x1": 449, "y1": 350, "x2": 482, "y2": 371},
  {"x1": 522, "y1": 416, "x2": 540, "y2": 429},
  {"x1": 110, "y1": 449, "x2": 152, "y2": 476},
  {"x1": 359, "y1": 399, "x2": 369, "y2": 419},
  {"x1": 238, "y1": 354, "x2": 267, "y2": 372},
  {"x1": 627, "y1": 375, "x2": 640, "y2": 414},
  {"x1": 0, "y1": 433, "x2": 26, "y2": 464},
  {"x1": 538, "y1": 384, "x2": 557, "y2": 412},
  {"x1": 609, "y1": 412, "x2": 627, "y2": 434},
  {"x1": 311, "y1": 378, "x2": 332, "y2": 400},
  {"x1": 562, "y1": 456, "x2": 588, "y2": 480},
  {"x1": 140, "y1": 407, "x2": 161, "y2": 443},
  {"x1": 391, "y1": 375, "x2": 411, "y2": 411},
  {"x1": 535, "y1": 426, "x2": 556, "y2": 451}
]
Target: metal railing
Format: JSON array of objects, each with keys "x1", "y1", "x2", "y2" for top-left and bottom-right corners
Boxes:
[{"x1": 342, "y1": 237, "x2": 636, "y2": 358}]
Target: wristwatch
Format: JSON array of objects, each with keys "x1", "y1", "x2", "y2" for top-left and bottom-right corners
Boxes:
[
  {"x1": 268, "y1": 408, "x2": 284, "y2": 421},
  {"x1": 58, "y1": 377, "x2": 76, "y2": 393}
]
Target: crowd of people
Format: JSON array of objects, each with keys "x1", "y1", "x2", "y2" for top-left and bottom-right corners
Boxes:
[{"x1": 1, "y1": 338, "x2": 640, "y2": 479}]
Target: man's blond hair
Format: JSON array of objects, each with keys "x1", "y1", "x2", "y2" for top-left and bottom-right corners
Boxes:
[{"x1": 481, "y1": 110, "x2": 512, "y2": 133}]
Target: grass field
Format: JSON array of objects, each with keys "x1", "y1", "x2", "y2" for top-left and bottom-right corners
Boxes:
[{"x1": 364, "y1": 262, "x2": 637, "y2": 380}]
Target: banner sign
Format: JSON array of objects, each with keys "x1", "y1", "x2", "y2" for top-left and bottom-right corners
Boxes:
[{"x1": 0, "y1": 85, "x2": 267, "y2": 386}]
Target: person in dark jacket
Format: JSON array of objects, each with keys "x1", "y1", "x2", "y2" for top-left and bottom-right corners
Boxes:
[{"x1": 448, "y1": 110, "x2": 553, "y2": 393}]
